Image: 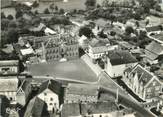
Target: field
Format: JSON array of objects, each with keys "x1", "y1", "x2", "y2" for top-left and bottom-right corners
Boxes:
[{"x1": 28, "y1": 59, "x2": 98, "y2": 82}]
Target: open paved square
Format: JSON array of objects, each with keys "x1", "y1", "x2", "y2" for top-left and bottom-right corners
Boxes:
[{"x1": 28, "y1": 59, "x2": 98, "y2": 82}]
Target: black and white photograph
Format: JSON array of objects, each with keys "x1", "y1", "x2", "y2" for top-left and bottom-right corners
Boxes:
[{"x1": 0, "y1": 0, "x2": 163, "y2": 117}]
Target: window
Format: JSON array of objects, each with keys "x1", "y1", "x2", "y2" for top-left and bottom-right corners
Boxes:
[
  {"x1": 44, "y1": 93, "x2": 47, "y2": 96},
  {"x1": 49, "y1": 103, "x2": 53, "y2": 105},
  {"x1": 153, "y1": 81, "x2": 156, "y2": 86},
  {"x1": 50, "y1": 98, "x2": 53, "y2": 101},
  {"x1": 155, "y1": 86, "x2": 160, "y2": 91},
  {"x1": 147, "y1": 88, "x2": 151, "y2": 93}
]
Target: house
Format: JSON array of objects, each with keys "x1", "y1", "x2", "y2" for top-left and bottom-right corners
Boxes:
[
  {"x1": 0, "y1": 60, "x2": 19, "y2": 75},
  {"x1": 61, "y1": 103, "x2": 81, "y2": 117},
  {"x1": 105, "y1": 50, "x2": 138, "y2": 78},
  {"x1": 144, "y1": 41, "x2": 163, "y2": 64},
  {"x1": 118, "y1": 41, "x2": 137, "y2": 50},
  {"x1": 20, "y1": 34, "x2": 79, "y2": 62},
  {"x1": 87, "y1": 38, "x2": 118, "y2": 62},
  {"x1": 37, "y1": 80, "x2": 61, "y2": 112},
  {"x1": 64, "y1": 83, "x2": 99, "y2": 103},
  {"x1": 0, "y1": 95, "x2": 10, "y2": 117},
  {"x1": 0, "y1": 78, "x2": 18, "y2": 104},
  {"x1": 122, "y1": 64, "x2": 163, "y2": 101},
  {"x1": 24, "y1": 97, "x2": 49, "y2": 117},
  {"x1": 16, "y1": 80, "x2": 32, "y2": 106},
  {"x1": 1, "y1": 0, "x2": 12, "y2": 8}
]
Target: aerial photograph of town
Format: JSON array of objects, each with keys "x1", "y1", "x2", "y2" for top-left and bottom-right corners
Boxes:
[{"x1": 0, "y1": 0, "x2": 163, "y2": 117}]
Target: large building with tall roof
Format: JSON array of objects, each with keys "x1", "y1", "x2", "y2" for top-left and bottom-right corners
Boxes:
[
  {"x1": 122, "y1": 64, "x2": 162, "y2": 101},
  {"x1": 105, "y1": 50, "x2": 138, "y2": 78}
]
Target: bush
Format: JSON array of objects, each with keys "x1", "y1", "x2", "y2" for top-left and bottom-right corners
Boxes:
[
  {"x1": 7, "y1": 15, "x2": 14, "y2": 20},
  {"x1": 44, "y1": 8, "x2": 50, "y2": 14}
]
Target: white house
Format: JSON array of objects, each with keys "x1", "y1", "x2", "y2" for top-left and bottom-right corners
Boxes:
[
  {"x1": 37, "y1": 80, "x2": 61, "y2": 112},
  {"x1": 0, "y1": 77, "x2": 18, "y2": 104},
  {"x1": 0, "y1": 60, "x2": 19, "y2": 75},
  {"x1": 105, "y1": 51, "x2": 138, "y2": 78},
  {"x1": 87, "y1": 39, "x2": 118, "y2": 62}
]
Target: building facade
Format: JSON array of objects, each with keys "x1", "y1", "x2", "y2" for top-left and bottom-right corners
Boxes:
[
  {"x1": 64, "y1": 83, "x2": 99, "y2": 103},
  {"x1": 0, "y1": 60, "x2": 19, "y2": 76},
  {"x1": 0, "y1": 78, "x2": 18, "y2": 104},
  {"x1": 122, "y1": 65, "x2": 163, "y2": 101},
  {"x1": 37, "y1": 80, "x2": 61, "y2": 112},
  {"x1": 105, "y1": 51, "x2": 138, "y2": 78}
]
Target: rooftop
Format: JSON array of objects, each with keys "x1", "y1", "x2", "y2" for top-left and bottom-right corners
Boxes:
[
  {"x1": 130, "y1": 65, "x2": 154, "y2": 86},
  {"x1": 145, "y1": 41, "x2": 163, "y2": 60},
  {"x1": 66, "y1": 83, "x2": 99, "y2": 96},
  {"x1": 0, "y1": 78, "x2": 18, "y2": 92},
  {"x1": 107, "y1": 51, "x2": 138, "y2": 65},
  {"x1": 38, "y1": 79, "x2": 61, "y2": 94},
  {"x1": 0, "y1": 60, "x2": 19, "y2": 66},
  {"x1": 61, "y1": 103, "x2": 80, "y2": 117}
]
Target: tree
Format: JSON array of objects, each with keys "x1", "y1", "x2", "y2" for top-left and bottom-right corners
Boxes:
[
  {"x1": 15, "y1": 10, "x2": 23, "y2": 19},
  {"x1": 44, "y1": 8, "x2": 50, "y2": 14},
  {"x1": 7, "y1": 15, "x2": 14, "y2": 20},
  {"x1": 135, "y1": 21, "x2": 139, "y2": 28},
  {"x1": 79, "y1": 26, "x2": 94, "y2": 38},
  {"x1": 32, "y1": 1, "x2": 39, "y2": 8},
  {"x1": 8, "y1": 21, "x2": 17, "y2": 28},
  {"x1": 34, "y1": 10, "x2": 39, "y2": 14},
  {"x1": 125, "y1": 26, "x2": 134, "y2": 35},
  {"x1": 55, "y1": 6, "x2": 58, "y2": 11},
  {"x1": 85, "y1": 0, "x2": 96, "y2": 8},
  {"x1": 1, "y1": 19, "x2": 10, "y2": 30},
  {"x1": 7, "y1": 28, "x2": 19, "y2": 44},
  {"x1": 49, "y1": 3, "x2": 55, "y2": 13},
  {"x1": 1, "y1": 12, "x2": 6, "y2": 19},
  {"x1": 59, "y1": 8, "x2": 65, "y2": 14}
]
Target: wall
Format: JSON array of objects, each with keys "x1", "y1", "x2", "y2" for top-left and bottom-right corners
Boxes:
[{"x1": 38, "y1": 89, "x2": 59, "y2": 111}]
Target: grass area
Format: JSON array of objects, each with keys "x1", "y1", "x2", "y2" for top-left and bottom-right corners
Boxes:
[
  {"x1": 32, "y1": 0, "x2": 86, "y2": 13},
  {"x1": 28, "y1": 59, "x2": 98, "y2": 82}
]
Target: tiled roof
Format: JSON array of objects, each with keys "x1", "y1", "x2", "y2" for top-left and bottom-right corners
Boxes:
[
  {"x1": 130, "y1": 65, "x2": 154, "y2": 86},
  {"x1": 145, "y1": 41, "x2": 163, "y2": 60},
  {"x1": 38, "y1": 80, "x2": 61, "y2": 95},
  {"x1": 24, "y1": 97, "x2": 46, "y2": 117},
  {"x1": 0, "y1": 78, "x2": 18, "y2": 92},
  {"x1": 107, "y1": 51, "x2": 137, "y2": 65},
  {"x1": 66, "y1": 83, "x2": 99, "y2": 96},
  {"x1": 146, "y1": 25, "x2": 162, "y2": 32},
  {"x1": 0, "y1": 60, "x2": 19, "y2": 66},
  {"x1": 61, "y1": 103, "x2": 80, "y2": 117}
]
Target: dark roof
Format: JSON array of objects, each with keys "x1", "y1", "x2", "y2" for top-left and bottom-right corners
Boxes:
[
  {"x1": 146, "y1": 25, "x2": 162, "y2": 32},
  {"x1": 24, "y1": 97, "x2": 47, "y2": 117},
  {"x1": 17, "y1": 80, "x2": 31, "y2": 95},
  {"x1": 130, "y1": 65, "x2": 154, "y2": 86},
  {"x1": 38, "y1": 80, "x2": 61, "y2": 95},
  {"x1": 61, "y1": 103, "x2": 80, "y2": 117},
  {"x1": 0, "y1": 95, "x2": 9, "y2": 117},
  {"x1": 81, "y1": 101, "x2": 118, "y2": 115},
  {"x1": 107, "y1": 51, "x2": 137, "y2": 65}
]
